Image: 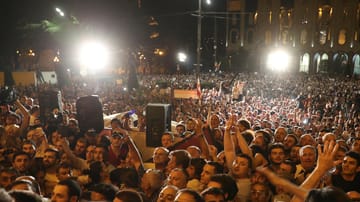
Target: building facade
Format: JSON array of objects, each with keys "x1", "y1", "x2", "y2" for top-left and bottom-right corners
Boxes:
[{"x1": 226, "y1": 0, "x2": 360, "y2": 75}]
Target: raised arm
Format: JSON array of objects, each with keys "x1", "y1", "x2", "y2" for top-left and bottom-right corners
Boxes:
[
  {"x1": 59, "y1": 137, "x2": 89, "y2": 171},
  {"x1": 234, "y1": 128, "x2": 253, "y2": 161},
  {"x1": 301, "y1": 141, "x2": 338, "y2": 188},
  {"x1": 34, "y1": 127, "x2": 49, "y2": 158},
  {"x1": 257, "y1": 166, "x2": 308, "y2": 200},
  {"x1": 14, "y1": 100, "x2": 30, "y2": 136},
  {"x1": 124, "y1": 133, "x2": 144, "y2": 172},
  {"x1": 224, "y1": 115, "x2": 236, "y2": 170},
  {"x1": 257, "y1": 141, "x2": 339, "y2": 202},
  {"x1": 195, "y1": 118, "x2": 211, "y2": 160},
  {"x1": 207, "y1": 105, "x2": 212, "y2": 129},
  {"x1": 290, "y1": 140, "x2": 339, "y2": 202}
]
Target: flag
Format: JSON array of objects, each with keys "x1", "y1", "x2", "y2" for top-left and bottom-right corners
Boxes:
[{"x1": 197, "y1": 77, "x2": 201, "y2": 98}]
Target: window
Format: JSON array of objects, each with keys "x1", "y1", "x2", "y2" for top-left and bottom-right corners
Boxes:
[
  {"x1": 299, "y1": 53, "x2": 310, "y2": 73},
  {"x1": 231, "y1": 30, "x2": 238, "y2": 43},
  {"x1": 338, "y1": 29, "x2": 346, "y2": 45},
  {"x1": 355, "y1": 31, "x2": 358, "y2": 41},
  {"x1": 300, "y1": 30, "x2": 308, "y2": 45},
  {"x1": 353, "y1": 54, "x2": 360, "y2": 75},
  {"x1": 319, "y1": 29, "x2": 327, "y2": 45},
  {"x1": 318, "y1": 8, "x2": 323, "y2": 19},
  {"x1": 281, "y1": 30, "x2": 289, "y2": 45},
  {"x1": 319, "y1": 53, "x2": 329, "y2": 73},
  {"x1": 265, "y1": 31, "x2": 272, "y2": 45}
]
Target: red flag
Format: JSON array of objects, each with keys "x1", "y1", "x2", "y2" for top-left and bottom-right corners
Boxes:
[{"x1": 197, "y1": 77, "x2": 201, "y2": 98}]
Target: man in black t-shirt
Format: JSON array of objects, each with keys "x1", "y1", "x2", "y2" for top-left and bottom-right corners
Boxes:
[{"x1": 331, "y1": 151, "x2": 360, "y2": 200}]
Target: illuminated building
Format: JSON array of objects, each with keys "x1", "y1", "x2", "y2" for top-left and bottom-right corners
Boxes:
[{"x1": 226, "y1": 0, "x2": 360, "y2": 75}]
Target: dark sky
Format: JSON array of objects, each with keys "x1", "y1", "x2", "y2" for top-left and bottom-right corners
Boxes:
[
  {"x1": 0, "y1": 0, "x2": 226, "y2": 68},
  {"x1": 0, "y1": 1, "x2": 219, "y2": 41}
]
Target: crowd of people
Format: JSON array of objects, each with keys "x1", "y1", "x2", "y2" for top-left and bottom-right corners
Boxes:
[{"x1": 0, "y1": 71, "x2": 360, "y2": 202}]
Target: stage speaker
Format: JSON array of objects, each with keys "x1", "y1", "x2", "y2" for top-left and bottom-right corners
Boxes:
[
  {"x1": 146, "y1": 103, "x2": 171, "y2": 147},
  {"x1": 38, "y1": 90, "x2": 63, "y2": 125},
  {"x1": 76, "y1": 95, "x2": 104, "y2": 134}
]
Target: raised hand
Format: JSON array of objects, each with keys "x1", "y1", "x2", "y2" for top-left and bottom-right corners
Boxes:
[
  {"x1": 256, "y1": 166, "x2": 283, "y2": 187},
  {"x1": 316, "y1": 140, "x2": 339, "y2": 172},
  {"x1": 195, "y1": 118, "x2": 203, "y2": 136},
  {"x1": 225, "y1": 114, "x2": 235, "y2": 130},
  {"x1": 59, "y1": 136, "x2": 70, "y2": 147},
  {"x1": 209, "y1": 145, "x2": 218, "y2": 160},
  {"x1": 347, "y1": 191, "x2": 360, "y2": 200},
  {"x1": 256, "y1": 166, "x2": 307, "y2": 200}
]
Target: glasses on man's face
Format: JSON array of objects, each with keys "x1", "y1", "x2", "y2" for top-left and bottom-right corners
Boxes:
[{"x1": 251, "y1": 190, "x2": 267, "y2": 197}]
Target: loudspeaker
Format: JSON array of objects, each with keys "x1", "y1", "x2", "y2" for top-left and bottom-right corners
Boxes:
[
  {"x1": 76, "y1": 95, "x2": 104, "y2": 134},
  {"x1": 146, "y1": 103, "x2": 171, "y2": 147},
  {"x1": 38, "y1": 90, "x2": 63, "y2": 125}
]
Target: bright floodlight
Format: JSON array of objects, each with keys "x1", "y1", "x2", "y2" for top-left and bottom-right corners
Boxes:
[
  {"x1": 267, "y1": 50, "x2": 290, "y2": 72},
  {"x1": 206, "y1": 0, "x2": 211, "y2": 4},
  {"x1": 55, "y1": 7, "x2": 65, "y2": 17},
  {"x1": 79, "y1": 41, "x2": 109, "y2": 75},
  {"x1": 177, "y1": 52, "x2": 187, "y2": 62}
]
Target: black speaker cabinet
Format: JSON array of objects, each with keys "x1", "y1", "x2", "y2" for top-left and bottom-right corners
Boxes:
[
  {"x1": 76, "y1": 95, "x2": 104, "y2": 134},
  {"x1": 146, "y1": 103, "x2": 171, "y2": 147},
  {"x1": 38, "y1": 90, "x2": 63, "y2": 125}
]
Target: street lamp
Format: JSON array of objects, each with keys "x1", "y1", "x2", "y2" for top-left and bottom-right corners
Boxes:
[
  {"x1": 177, "y1": 52, "x2": 187, "y2": 63},
  {"x1": 266, "y1": 49, "x2": 290, "y2": 72},
  {"x1": 196, "y1": 0, "x2": 211, "y2": 77},
  {"x1": 177, "y1": 52, "x2": 187, "y2": 73},
  {"x1": 78, "y1": 41, "x2": 110, "y2": 76},
  {"x1": 55, "y1": 7, "x2": 65, "y2": 17}
]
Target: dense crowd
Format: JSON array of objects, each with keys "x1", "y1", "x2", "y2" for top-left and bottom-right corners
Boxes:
[{"x1": 0, "y1": 72, "x2": 360, "y2": 202}]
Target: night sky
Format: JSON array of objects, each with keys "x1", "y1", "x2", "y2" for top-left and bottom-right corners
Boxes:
[
  {"x1": 0, "y1": 0, "x2": 239, "y2": 71},
  {"x1": 0, "y1": 1, "x2": 227, "y2": 58}
]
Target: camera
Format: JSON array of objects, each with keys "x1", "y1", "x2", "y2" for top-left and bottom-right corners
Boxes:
[
  {"x1": 0, "y1": 87, "x2": 18, "y2": 105},
  {"x1": 302, "y1": 118, "x2": 309, "y2": 125}
]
